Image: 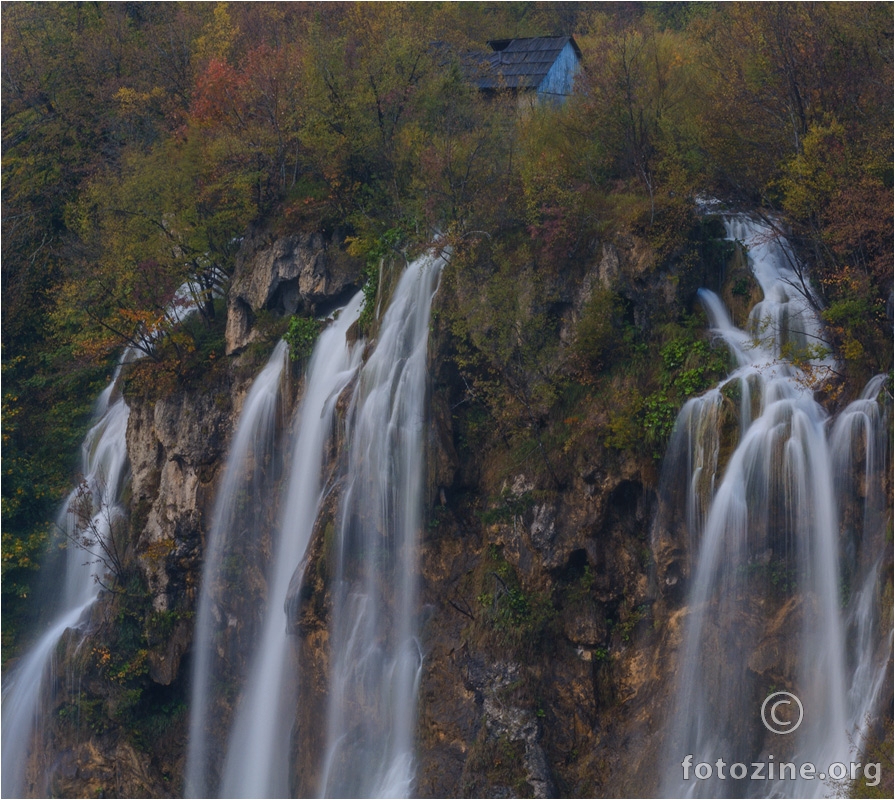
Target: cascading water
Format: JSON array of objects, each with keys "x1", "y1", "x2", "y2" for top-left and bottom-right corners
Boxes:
[
  {"x1": 185, "y1": 339, "x2": 289, "y2": 798},
  {"x1": 185, "y1": 292, "x2": 365, "y2": 798},
  {"x1": 1, "y1": 371, "x2": 131, "y2": 798},
  {"x1": 319, "y1": 251, "x2": 445, "y2": 798},
  {"x1": 829, "y1": 374, "x2": 892, "y2": 750},
  {"x1": 661, "y1": 216, "x2": 891, "y2": 798},
  {"x1": 218, "y1": 291, "x2": 364, "y2": 798}
]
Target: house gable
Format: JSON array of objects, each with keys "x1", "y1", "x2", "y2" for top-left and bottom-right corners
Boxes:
[
  {"x1": 472, "y1": 36, "x2": 582, "y2": 103},
  {"x1": 537, "y1": 40, "x2": 581, "y2": 102}
]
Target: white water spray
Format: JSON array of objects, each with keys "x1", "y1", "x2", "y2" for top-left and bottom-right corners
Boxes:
[
  {"x1": 2, "y1": 286, "x2": 199, "y2": 797},
  {"x1": 186, "y1": 340, "x2": 289, "y2": 797}
]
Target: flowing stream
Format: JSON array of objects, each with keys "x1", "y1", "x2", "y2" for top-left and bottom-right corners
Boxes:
[
  {"x1": 186, "y1": 292, "x2": 364, "y2": 797},
  {"x1": 661, "y1": 216, "x2": 891, "y2": 798},
  {"x1": 2, "y1": 284, "x2": 199, "y2": 797},
  {"x1": 188, "y1": 252, "x2": 443, "y2": 798},
  {"x1": 7, "y1": 221, "x2": 886, "y2": 800}
]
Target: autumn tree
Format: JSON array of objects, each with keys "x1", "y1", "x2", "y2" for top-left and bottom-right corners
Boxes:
[
  {"x1": 694, "y1": 3, "x2": 892, "y2": 202},
  {"x1": 62, "y1": 126, "x2": 258, "y2": 362},
  {"x1": 774, "y1": 119, "x2": 893, "y2": 381}
]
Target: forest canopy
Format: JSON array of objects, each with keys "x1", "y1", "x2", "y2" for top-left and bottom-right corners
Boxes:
[{"x1": 2, "y1": 1, "x2": 892, "y2": 641}]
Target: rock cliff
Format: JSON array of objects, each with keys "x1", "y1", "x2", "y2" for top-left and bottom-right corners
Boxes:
[
  {"x1": 23, "y1": 218, "x2": 892, "y2": 799},
  {"x1": 225, "y1": 229, "x2": 362, "y2": 354}
]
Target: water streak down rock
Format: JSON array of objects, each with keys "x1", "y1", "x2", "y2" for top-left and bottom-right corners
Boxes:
[
  {"x1": 1, "y1": 381, "x2": 130, "y2": 798},
  {"x1": 219, "y1": 292, "x2": 364, "y2": 797},
  {"x1": 319, "y1": 251, "x2": 446, "y2": 798}
]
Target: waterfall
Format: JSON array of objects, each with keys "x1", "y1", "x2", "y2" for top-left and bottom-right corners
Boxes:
[
  {"x1": 218, "y1": 291, "x2": 364, "y2": 798},
  {"x1": 2, "y1": 284, "x2": 198, "y2": 798},
  {"x1": 186, "y1": 292, "x2": 365, "y2": 797},
  {"x1": 185, "y1": 339, "x2": 289, "y2": 798},
  {"x1": 1, "y1": 377, "x2": 131, "y2": 798},
  {"x1": 661, "y1": 216, "x2": 891, "y2": 798},
  {"x1": 187, "y1": 251, "x2": 442, "y2": 798},
  {"x1": 319, "y1": 251, "x2": 445, "y2": 798}
]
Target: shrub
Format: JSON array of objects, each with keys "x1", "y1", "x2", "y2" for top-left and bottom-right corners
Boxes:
[{"x1": 284, "y1": 316, "x2": 321, "y2": 361}]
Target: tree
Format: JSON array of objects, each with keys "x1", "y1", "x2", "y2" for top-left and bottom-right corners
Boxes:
[
  {"x1": 775, "y1": 118, "x2": 893, "y2": 379},
  {"x1": 694, "y1": 2, "x2": 892, "y2": 202},
  {"x1": 62, "y1": 130, "x2": 255, "y2": 361}
]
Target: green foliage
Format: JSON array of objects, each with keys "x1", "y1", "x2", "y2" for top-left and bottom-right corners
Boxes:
[
  {"x1": 641, "y1": 392, "x2": 679, "y2": 450},
  {"x1": 615, "y1": 604, "x2": 649, "y2": 644},
  {"x1": 284, "y1": 316, "x2": 321, "y2": 361},
  {"x1": 145, "y1": 609, "x2": 192, "y2": 649},
  {"x1": 3, "y1": 1, "x2": 892, "y2": 683},
  {"x1": 350, "y1": 227, "x2": 403, "y2": 333},
  {"x1": 732, "y1": 276, "x2": 751, "y2": 297},
  {"x1": 57, "y1": 696, "x2": 111, "y2": 736},
  {"x1": 570, "y1": 12, "x2": 705, "y2": 239},
  {"x1": 475, "y1": 545, "x2": 556, "y2": 651},
  {"x1": 738, "y1": 556, "x2": 797, "y2": 598},
  {"x1": 62, "y1": 134, "x2": 244, "y2": 361},
  {"x1": 721, "y1": 380, "x2": 741, "y2": 403},
  {"x1": 359, "y1": 261, "x2": 381, "y2": 334},
  {"x1": 61, "y1": 569, "x2": 195, "y2": 753},
  {"x1": 120, "y1": 298, "x2": 229, "y2": 403},
  {"x1": 772, "y1": 117, "x2": 892, "y2": 379},
  {"x1": 693, "y1": 5, "x2": 892, "y2": 379},
  {"x1": 443, "y1": 240, "x2": 566, "y2": 485},
  {"x1": 462, "y1": 730, "x2": 531, "y2": 798},
  {"x1": 130, "y1": 694, "x2": 188, "y2": 752},
  {"x1": 848, "y1": 726, "x2": 894, "y2": 799},
  {"x1": 696, "y1": 4, "x2": 891, "y2": 194},
  {"x1": 2, "y1": 346, "x2": 110, "y2": 654},
  {"x1": 603, "y1": 322, "x2": 729, "y2": 458}
]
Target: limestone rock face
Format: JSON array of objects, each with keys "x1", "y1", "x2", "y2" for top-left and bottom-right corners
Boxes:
[
  {"x1": 225, "y1": 229, "x2": 363, "y2": 354},
  {"x1": 413, "y1": 441, "x2": 670, "y2": 798},
  {"x1": 403, "y1": 230, "x2": 746, "y2": 798},
  {"x1": 126, "y1": 381, "x2": 234, "y2": 617},
  {"x1": 47, "y1": 739, "x2": 157, "y2": 799}
]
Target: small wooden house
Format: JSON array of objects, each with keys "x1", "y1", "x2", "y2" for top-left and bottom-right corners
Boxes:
[{"x1": 473, "y1": 36, "x2": 582, "y2": 106}]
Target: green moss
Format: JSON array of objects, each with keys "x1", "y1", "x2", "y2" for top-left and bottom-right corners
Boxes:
[
  {"x1": 847, "y1": 724, "x2": 893, "y2": 798},
  {"x1": 462, "y1": 730, "x2": 532, "y2": 798},
  {"x1": 145, "y1": 609, "x2": 191, "y2": 648},
  {"x1": 616, "y1": 604, "x2": 649, "y2": 644},
  {"x1": 478, "y1": 490, "x2": 536, "y2": 526},
  {"x1": 353, "y1": 227, "x2": 404, "y2": 333},
  {"x1": 737, "y1": 556, "x2": 797, "y2": 597}
]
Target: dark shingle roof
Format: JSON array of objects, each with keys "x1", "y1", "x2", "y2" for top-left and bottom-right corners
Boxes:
[{"x1": 473, "y1": 36, "x2": 581, "y2": 91}]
